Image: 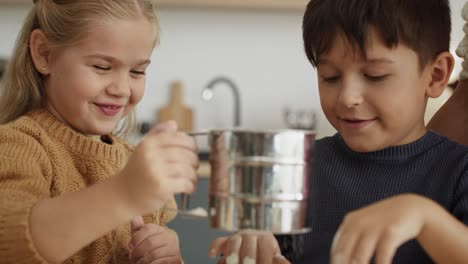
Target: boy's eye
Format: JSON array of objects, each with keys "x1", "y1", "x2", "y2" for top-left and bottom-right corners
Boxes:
[
  {"x1": 93, "y1": 65, "x2": 110, "y2": 71},
  {"x1": 322, "y1": 76, "x2": 340, "y2": 83},
  {"x1": 365, "y1": 74, "x2": 389, "y2": 81},
  {"x1": 131, "y1": 70, "x2": 146, "y2": 75}
]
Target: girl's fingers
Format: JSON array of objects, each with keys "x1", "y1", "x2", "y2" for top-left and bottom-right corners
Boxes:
[
  {"x1": 167, "y1": 163, "x2": 197, "y2": 181},
  {"x1": 164, "y1": 164, "x2": 197, "y2": 193},
  {"x1": 131, "y1": 234, "x2": 163, "y2": 262},
  {"x1": 155, "y1": 132, "x2": 197, "y2": 151},
  {"x1": 130, "y1": 224, "x2": 165, "y2": 252},
  {"x1": 143, "y1": 130, "x2": 197, "y2": 155},
  {"x1": 167, "y1": 176, "x2": 195, "y2": 194},
  {"x1": 148, "y1": 120, "x2": 178, "y2": 135},
  {"x1": 131, "y1": 215, "x2": 145, "y2": 234},
  {"x1": 163, "y1": 147, "x2": 199, "y2": 168},
  {"x1": 135, "y1": 245, "x2": 179, "y2": 264},
  {"x1": 150, "y1": 257, "x2": 181, "y2": 264}
]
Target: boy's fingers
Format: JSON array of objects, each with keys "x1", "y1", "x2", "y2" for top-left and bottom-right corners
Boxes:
[
  {"x1": 256, "y1": 236, "x2": 276, "y2": 264},
  {"x1": 273, "y1": 255, "x2": 290, "y2": 264},
  {"x1": 131, "y1": 215, "x2": 145, "y2": 234},
  {"x1": 209, "y1": 237, "x2": 229, "y2": 258},
  {"x1": 216, "y1": 258, "x2": 227, "y2": 264},
  {"x1": 239, "y1": 234, "x2": 256, "y2": 261}
]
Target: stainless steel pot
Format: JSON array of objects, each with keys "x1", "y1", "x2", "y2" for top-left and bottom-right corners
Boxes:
[{"x1": 183, "y1": 129, "x2": 315, "y2": 234}]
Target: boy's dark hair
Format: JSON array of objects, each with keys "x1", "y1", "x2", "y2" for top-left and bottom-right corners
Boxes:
[{"x1": 303, "y1": 0, "x2": 451, "y2": 69}]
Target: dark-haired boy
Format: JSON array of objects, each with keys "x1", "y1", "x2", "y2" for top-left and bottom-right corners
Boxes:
[{"x1": 209, "y1": 0, "x2": 468, "y2": 263}]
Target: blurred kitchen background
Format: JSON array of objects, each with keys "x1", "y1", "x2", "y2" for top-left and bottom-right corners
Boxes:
[
  {"x1": 0, "y1": 0, "x2": 466, "y2": 141},
  {"x1": 0, "y1": 0, "x2": 466, "y2": 262}
]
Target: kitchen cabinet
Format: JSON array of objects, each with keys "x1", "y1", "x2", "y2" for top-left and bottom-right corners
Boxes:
[{"x1": 0, "y1": 0, "x2": 308, "y2": 11}]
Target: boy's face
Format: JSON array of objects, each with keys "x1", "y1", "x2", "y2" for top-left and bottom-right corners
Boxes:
[
  {"x1": 317, "y1": 29, "x2": 431, "y2": 152},
  {"x1": 43, "y1": 17, "x2": 155, "y2": 136}
]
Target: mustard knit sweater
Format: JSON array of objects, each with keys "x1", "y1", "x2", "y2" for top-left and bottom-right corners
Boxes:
[{"x1": 0, "y1": 109, "x2": 177, "y2": 264}]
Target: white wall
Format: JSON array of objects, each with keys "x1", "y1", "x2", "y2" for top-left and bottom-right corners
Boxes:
[
  {"x1": 148, "y1": 8, "x2": 318, "y2": 131},
  {"x1": 0, "y1": 0, "x2": 466, "y2": 135},
  {"x1": 0, "y1": 5, "x2": 319, "y2": 133}
]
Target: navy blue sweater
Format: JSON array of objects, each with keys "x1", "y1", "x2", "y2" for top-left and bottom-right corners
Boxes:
[{"x1": 276, "y1": 131, "x2": 468, "y2": 263}]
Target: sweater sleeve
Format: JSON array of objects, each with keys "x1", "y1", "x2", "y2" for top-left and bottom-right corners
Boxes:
[
  {"x1": 453, "y1": 157, "x2": 468, "y2": 225},
  {"x1": 159, "y1": 197, "x2": 177, "y2": 224},
  {"x1": 0, "y1": 129, "x2": 53, "y2": 264}
]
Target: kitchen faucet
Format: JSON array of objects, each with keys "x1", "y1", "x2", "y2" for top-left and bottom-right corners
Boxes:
[{"x1": 201, "y1": 76, "x2": 241, "y2": 127}]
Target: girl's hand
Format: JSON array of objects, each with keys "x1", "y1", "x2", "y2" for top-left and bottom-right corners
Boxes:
[
  {"x1": 331, "y1": 194, "x2": 433, "y2": 264},
  {"x1": 209, "y1": 231, "x2": 290, "y2": 264},
  {"x1": 118, "y1": 120, "x2": 199, "y2": 215},
  {"x1": 129, "y1": 216, "x2": 182, "y2": 264}
]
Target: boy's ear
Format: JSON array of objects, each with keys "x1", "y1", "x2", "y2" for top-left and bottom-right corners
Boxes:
[
  {"x1": 30, "y1": 29, "x2": 52, "y2": 75},
  {"x1": 426, "y1": 51, "x2": 454, "y2": 98}
]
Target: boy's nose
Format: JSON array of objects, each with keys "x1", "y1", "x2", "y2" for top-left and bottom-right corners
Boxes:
[
  {"x1": 107, "y1": 74, "x2": 131, "y2": 97},
  {"x1": 338, "y1": 82, "x2": 364, "y2": 108}
]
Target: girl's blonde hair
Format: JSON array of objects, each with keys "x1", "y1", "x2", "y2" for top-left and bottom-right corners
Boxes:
[{"x1": 0, "y1": 0, "x2": 159, "y2": 137}]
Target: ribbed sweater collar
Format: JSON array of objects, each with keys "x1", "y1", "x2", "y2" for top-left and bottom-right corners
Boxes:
[
  {"x1": 26, "y1": 108, "x2": 127, "y2": 163},
  {"x1": 333, "y1": 130, "x2": 445, "y2": 162}
]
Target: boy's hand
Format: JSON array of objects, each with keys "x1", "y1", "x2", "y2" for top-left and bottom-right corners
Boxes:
[
  {"x1": 331, "y1": 194, "x2": 432, "y2": 264},
  {"x1": 129, "y1": 216, "x2": 182, "y2": 264},
  {"x1": 209, "y1": 231, "x2": 290, "y2": 264},
  {"x1": 118, "y1": 120, "x2": 199, "y2": 215}
]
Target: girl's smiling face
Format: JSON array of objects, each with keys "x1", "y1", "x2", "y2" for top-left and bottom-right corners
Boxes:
[
  {"x1": 317, "y1": 29, "x2": 433, "y2": 152},
  {"x1": 42, "y1": 17, "x2": 156, "y2": 136}
]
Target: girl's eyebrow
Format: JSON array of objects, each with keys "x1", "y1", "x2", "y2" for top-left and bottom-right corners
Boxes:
[{"x1": 84, "y1": 54, "x2": 151, "y2": 66}]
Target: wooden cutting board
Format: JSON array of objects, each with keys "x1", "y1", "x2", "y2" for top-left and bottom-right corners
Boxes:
[{"x1": 157, "y1": 81, "x2": 194, "y2": 132}]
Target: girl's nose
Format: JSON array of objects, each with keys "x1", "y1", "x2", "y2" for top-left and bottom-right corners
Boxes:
[{"x1": 106, "y1": 73, "x2": 131, "y2": 97}]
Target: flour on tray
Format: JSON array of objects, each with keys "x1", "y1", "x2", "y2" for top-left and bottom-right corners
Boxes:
[{"x1": 185, "y1": 206, "x2": 208, "y2": 217}]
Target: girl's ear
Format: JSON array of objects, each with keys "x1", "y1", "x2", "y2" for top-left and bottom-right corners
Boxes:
[
  {"x1": 30, "y1": 29, "x2": 52, "y2": 75},
  {"x1": 426, "y1": 51, "x2": 454, "y2": 98}
]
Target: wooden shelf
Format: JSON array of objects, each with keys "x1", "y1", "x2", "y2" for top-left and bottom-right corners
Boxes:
[{"x1": 0, "y1": 0, "x2": 308, "y2": 11}]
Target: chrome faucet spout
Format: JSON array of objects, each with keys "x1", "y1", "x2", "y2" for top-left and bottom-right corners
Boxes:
[{"x1": 202, "y1": 76, "x2": 241, "y2": 127}]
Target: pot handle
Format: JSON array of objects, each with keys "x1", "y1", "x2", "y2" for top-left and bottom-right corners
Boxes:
[
  {"x1": 175, "y1": 130, "x2": 211, "y2": 218},
  {"x1": 188, "y1": 130, "x2": 210, "y2": 137}
]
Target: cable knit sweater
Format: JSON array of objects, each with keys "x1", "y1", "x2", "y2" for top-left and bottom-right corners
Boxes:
[{"x1": 0, "y1": 109, "x2": 177, "y2": 264}]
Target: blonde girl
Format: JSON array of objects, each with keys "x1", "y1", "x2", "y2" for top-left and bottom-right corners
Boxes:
[{"x1": 0, "y1": 0, "x2": 197, "y2": 263}]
